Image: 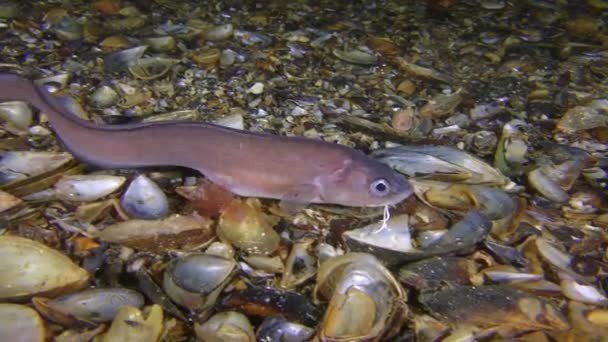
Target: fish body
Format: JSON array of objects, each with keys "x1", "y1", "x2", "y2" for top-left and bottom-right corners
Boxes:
[{"x1": 0, "y1": 74, "x2": 413, "y2": 207}]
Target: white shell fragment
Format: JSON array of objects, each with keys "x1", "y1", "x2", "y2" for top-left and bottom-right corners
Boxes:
[
  {"x1": 55, "y1": 175, "x2": 127, "y2": 202},
  {"x1": 0, "y1": 236, "x2": 89, "y2": 300},
  {"x1": 121, "y1": 175, "x2": 169, "y2": 219}
]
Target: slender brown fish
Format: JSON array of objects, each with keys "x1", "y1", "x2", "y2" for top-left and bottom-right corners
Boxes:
[{"x1": 0, "y1": 73, "x2": 412, "y2": 208}]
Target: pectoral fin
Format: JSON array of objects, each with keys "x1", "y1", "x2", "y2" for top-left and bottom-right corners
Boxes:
[{"x1": 279, "y1": 184, "x2": 320, "y2": 214}]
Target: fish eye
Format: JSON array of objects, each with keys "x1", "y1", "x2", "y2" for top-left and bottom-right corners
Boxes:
[{"x1": 370, "y1": 178, "x2": 390, "y2": 196}]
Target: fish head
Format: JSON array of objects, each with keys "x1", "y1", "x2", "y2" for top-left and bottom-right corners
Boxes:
[{"x1": 319, "y1": 155, "x2": 414, "y2": 207}]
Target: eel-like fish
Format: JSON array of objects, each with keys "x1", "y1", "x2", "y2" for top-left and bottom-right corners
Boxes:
[{"x1": 0, "y1": 73, "x2": 413, "y2": 208}]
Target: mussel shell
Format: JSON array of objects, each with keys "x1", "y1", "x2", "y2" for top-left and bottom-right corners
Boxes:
[
  {"x1": 218, "y1": 287, "x2": 322, "y2": 326},
  {"x1": 120, "y1": 175, "x2": 169, "y2": 219},
  {"x1": 33, "y1": 288, "x2": 144, "y2": 324},
  {"x1": 314, "y1": 253, "x2": 407, "y2": 341},
  {"x1": 0, "y1": 236, "x2": 89, "y2": 300},
  {"x1": 163, "y1": 253, "x2": 237, "y2": 311}
]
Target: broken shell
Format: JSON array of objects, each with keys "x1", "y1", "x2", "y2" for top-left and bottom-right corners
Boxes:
[
  {"x1": 55, "y1": 175, "x2": 126, "y2": 202},
  {"x1": 256, "y1": 315, "x2": 315, "y2": 342},
  {"x1": 481, "y1": 265, "x2": 544, "y2": 284},
  {"x1": 343, "y1": 214, "x2": 418, "y2": 264},
  {"x1": 100, "y1": 35, "x2": 132, "y2": 51},
  {"x1": 420, "y1": 91, "x2": 463, "y2": 119},
  {"x1": 557, "y1": 100, "x2": 608, "y2": 132},
  {"x1": 33, "y1": 288, "x2": 144, "y2": 325},
  {"x1": 399, "y1": 257, "x2": 474, "y2": 290},
  {"x1": 205, "y1": 23, "x2": 234, "y2": 41},
  {"x1": 35, "y1": 74, "x2": 71, "y2": 92},
  {"x1": 494, "y1": 119, "x2": 531, "y2": 177},
  {"x1": 128, "y1": 57, "x2": 178, "y2": 80},
  {"x1": 280, "y1": 239, "x2": 316, "y2": 289},
  {"x1": 120, "y1": 175, "x2": 169, "y2": 219},
  {"x1": 0, "y1": 101, "x2": 33, "y2": 135},
  {"x1": 0, "y1": 151, "x2": 73, "y2": 185},
  {"x1": 332, "y1": 49, "x2": 378, "y2": 65},
  {"x1": 218, "y1": 287, "x2": 321, "y2": 326},
  {"x1": 0, "y1": 235, "x2": 89, "y2": 300},
  {"x1": 141, "y1": 36, "x2": 176, "y2": 52},
  {"x1": 89, "y1": 85, "x2": 119, "y2": 108},
  {"x1": 116, "y1": 91, "x2": 151, "y2": 109},
  {"x1": 217, "y1": 199, "x2": 280, "y2": 255},
  {"x1": 192, "y1": 47, "x2": 221, "y2": 67},
  {"x1": 163, "y1": 253, "x2": 237, "y2": 312},
  {"x1": 0, "y1": 190, "x2": 22, "y2": 213},
  {"x1": 194, "y1": 311, "x2": 255, "y2": 342},
  {"x1": 420, "y1": 285, "x2": 569, "y2": 334},
  {"x1": 104, "y1": 46, "x2": 148, "y2": 73},
  {"x1": 51, "y1": 16, "x2": 82, "y2": 41},
  {"x1": 103, "y1": 16, "x2": 146, "y2": 34},
  {"x1": 394, "y1": 57, "x2": 454, "y2": 84},
  {"x1": 373, "y1": 145, "x2": 511, "y2": 187},
  {"x1": 0, "y1": 304, "x2": 45, "y2": 342},
  {"x1": 99, "y1": 305, "x2": 163, "y2": 342},
  {"x1": 97, "y1": 214, "x2": 213, "y2": 251},
  {"x1": 314, "y1": 253, "x2": 407, "y2": 341},
  {"x1": 528, "y1": 167, "x2": 569, "y2": 203},
  {"x1": 220, "y1": 49, "x2": 238, "y2": 66},
  {"x1": 561, "y1": 279, "x2": 608, "y2": 305},
  {"x1": 420, "y1": 182, "x2": 516, "y2": 220},
  {"x1": 423, "y1": 210, "x2": 492, "y2": 255},
  {"x1": 213, "y1": 113, "x2": 244, "y2": 130},
  {"x1": 242, "y1": 255, "x2": 284, "y2": 274}
]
